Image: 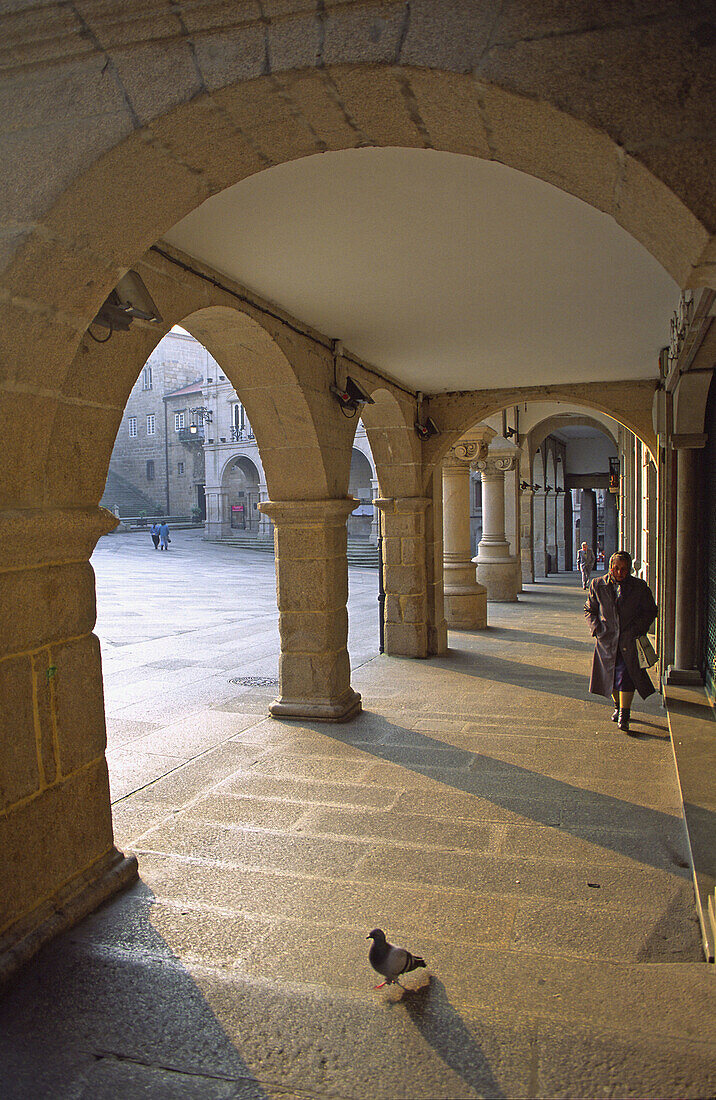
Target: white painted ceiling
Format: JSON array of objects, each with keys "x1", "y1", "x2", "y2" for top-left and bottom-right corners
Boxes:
[{"x1": 164, "y1": 148, "x2": 679, "y2": 394}]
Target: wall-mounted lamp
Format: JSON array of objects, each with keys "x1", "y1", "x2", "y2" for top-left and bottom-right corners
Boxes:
[
  {"x1": 90, "y1": 271, "x2": 163, "y2": 340},
  {"x1": 545, "y1": 484, "x2": 553, "y2": 493},
  {"x1": 504, "y1": 426, "x2": 517, "y2": 439},
  {"x1": 415, "y1": 391, "x2": 440, "y2": 440},
  {"x1": 330, "y1": 376, "x2": 375, "y2": 412},
  {"x1": 519, "y1": 480, "x2": 531, "y2": 490}
]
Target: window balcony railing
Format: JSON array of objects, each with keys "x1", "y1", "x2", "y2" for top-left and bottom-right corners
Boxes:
[{"x1": 231, "y1": 426, "x2": 255, "y2": 442}]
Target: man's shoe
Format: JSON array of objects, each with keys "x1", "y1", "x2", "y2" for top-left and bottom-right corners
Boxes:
[
  {"x1": 618, "y1": 708, "x2": 631, "y2": 733},
  {"x1": 611, "y1": 708, "x2": 619, "y2": 722}
]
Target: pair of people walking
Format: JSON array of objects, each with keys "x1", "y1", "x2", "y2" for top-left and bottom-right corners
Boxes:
[
  {"x1": 150, "y1": 521, "x2": 170, "y2": 550},
  {"x1": 585, "y1": 550, "x2": 657, "y2": 734}
]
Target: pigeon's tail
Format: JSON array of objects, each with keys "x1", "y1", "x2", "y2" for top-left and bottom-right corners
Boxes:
[{"x1": 402, "y1": 952, "x2": 426, "y2": 975}]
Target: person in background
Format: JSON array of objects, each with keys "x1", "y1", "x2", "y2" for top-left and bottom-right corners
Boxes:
[
  {"x1": 159, "y1": 521, "x2": 170, "y2": 551},
  {"x1": 577, "y1": 541, "x2": 596, "y2": 589},
  {"x1": 584, "y1": 550, "x2": 657, "y2": 734},
  {"x1": 150, "y1": 521, "x2": 160, "y2": 550}
]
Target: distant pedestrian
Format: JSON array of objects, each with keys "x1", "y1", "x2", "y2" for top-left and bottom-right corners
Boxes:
[
  {"x1": 150, "y1": 522, "x2": 160, "y2": 550},
  {"x1": 159, "y1": 521, "x2": 170, "y2": 550},
  {"x1": 577, "y1": 541, "x2": 596, "y2": 589},
  {"x1": 584, "y1": 550, "x2": 657, "y2": 734}
]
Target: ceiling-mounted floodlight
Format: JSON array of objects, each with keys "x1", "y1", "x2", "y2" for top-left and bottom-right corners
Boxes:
[
  {"x1": 504, "y1": 426, "x2": 517, "y2": 439},
  {"x1": 330, "y1": 376, "x2": 375, "y2": 411},
  {"x1": 91, "y1": 270, "x2": 163, "y2": 337}
]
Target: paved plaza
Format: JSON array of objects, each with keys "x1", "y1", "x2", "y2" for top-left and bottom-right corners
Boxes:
[{"x1": 2, "y1": 531, "x2": 714, "y2": 1098}]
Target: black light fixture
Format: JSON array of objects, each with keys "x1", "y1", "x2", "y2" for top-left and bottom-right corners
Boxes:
[
  {"x1": 545, "y1": 484, "x2": 553, "y2": 493},
  {"x1": 414, "y1": 391, "x2": 440, "y2": 440},
  {"x1": 519, "y1": 480, "x2": 531, "y2": 490},
  {"x1": 90, "y1": 270, "x2": 163, "y2": 338},
  {"x1": 330, "y1": 375, "x2": 375, "y2": 411},
  {"x1": 504, "y1": 426, "x2": 517, "y2": 439},
  {"x1": 187, "y1": 406, "x2": 213, "y2": 435},
  {"x1": 330, "y1": 338, "x2": 374, "y2": 416}
]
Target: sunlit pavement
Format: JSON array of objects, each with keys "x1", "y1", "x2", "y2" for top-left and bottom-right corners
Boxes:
[{"x1": 2, "y1": 531, "x2": 714, "y2": 1099}]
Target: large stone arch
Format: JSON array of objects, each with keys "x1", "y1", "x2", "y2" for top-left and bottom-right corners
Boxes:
[{"x1": 423, "y1": 380, "x2": 659, "y2": 482}]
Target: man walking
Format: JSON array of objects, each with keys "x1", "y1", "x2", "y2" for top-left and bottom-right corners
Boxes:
[
  {"x1": 159, "y1": 521, "x2": 170, "y2": 551},
  {"x1": 577, "y1": 541, "x2": 596, "y2": 589}
]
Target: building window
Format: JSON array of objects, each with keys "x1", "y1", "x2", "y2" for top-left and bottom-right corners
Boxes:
[
  {"x1": 146, "y1": 460, "x2": 155, "y2": 480},
  {"x1": 128, "y1": 416, "x2": 137, "y2": 438},
  {"x1": 177, "y1": 461, "x2": 185, "y2": 476},
  {"x1": 147, "y1": 414, "x2": 155, "y2": 435},
  {"x1": 174, "y1": 412, "x2": 185, "y2": 431},
  {"x1": 142, "y1": 367, "x2": 152, "y2": 390}
]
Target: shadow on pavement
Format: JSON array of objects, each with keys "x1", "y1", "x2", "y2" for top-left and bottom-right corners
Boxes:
[
  {"x1": 319, "y1": 715, "x2": 690, "y2": 874},
  {"x1": 393, "y1": 977, "x2": 505, "y2": 1099}
]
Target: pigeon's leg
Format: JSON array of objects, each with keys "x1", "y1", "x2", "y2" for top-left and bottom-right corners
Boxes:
[{"x1": 373, "y1": 981, "x2": 388, "y2": 990}]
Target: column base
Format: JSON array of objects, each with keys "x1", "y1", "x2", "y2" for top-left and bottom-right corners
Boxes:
[
  {"x1": 444, "y1": 584, "x2": 488, "y2": 629},
  {"x1": 0, "y1": 847, "x2": 138, "y2": 987},
  {"x1": 269, "y1": 688, "x2": 362, "y2": 723},
  {"x1": 665, "y1": 666, "x2": 704, "y2": 687},
  {"x1": 475, "y1": 557, "x2": 519, "y2": 602}
]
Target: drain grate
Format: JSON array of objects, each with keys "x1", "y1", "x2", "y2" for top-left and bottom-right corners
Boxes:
[{"x1": 229, "y1": 676, "x2": 278, "y2": 687}]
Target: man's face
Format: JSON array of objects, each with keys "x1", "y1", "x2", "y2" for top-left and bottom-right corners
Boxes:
[{"x1": 610, "y1": 558, "x2": 630, "y2": 583}]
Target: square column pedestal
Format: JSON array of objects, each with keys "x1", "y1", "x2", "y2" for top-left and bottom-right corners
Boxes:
[{"x1": 259, "y1": 499, "x2": 361, "y2": 722}]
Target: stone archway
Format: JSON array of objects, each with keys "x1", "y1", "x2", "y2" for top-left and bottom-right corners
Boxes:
[{"x1": 223, "y1": 455, "x2": 262, "y2": 533}]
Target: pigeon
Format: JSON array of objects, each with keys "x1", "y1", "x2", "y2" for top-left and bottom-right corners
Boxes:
[{"x1": 367, "y1": 928, "x2": 427, "y2": 989}]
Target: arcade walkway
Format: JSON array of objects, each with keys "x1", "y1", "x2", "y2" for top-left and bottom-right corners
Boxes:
[{"x1": 1, "y1": 533, "x2": 713, "y2": 1098}]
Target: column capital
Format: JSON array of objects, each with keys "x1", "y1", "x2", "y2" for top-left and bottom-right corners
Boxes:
[
  {"x1": 476, "y1": 454, "x2": 518, "y2": 476},
  {"x1": 444, "y1": 438, "x2": 490, "y2": 468},
  {"x1": 259, "y1": 497, "x2": 358, "y2": 525}
]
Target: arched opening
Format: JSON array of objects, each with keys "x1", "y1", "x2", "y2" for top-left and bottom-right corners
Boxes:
[
  {"x1": 223, "y1": 456, "x2": 262, "y2": 533},
  {"x1": 2, "y1": 20, "x2": 713, "y2": 1034}
]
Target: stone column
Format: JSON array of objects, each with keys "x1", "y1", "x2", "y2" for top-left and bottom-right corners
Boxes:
[
  {"x1": 504, "y1": 463, "x2": 523, "y2": 592},
  {"x1": 564, "y1": 489, "x2": 574, "y2": 569},
  {"x1": 375, "y1": 494, "x2": 447, "y2": 657},
  {"x1": 604, "y1": 488, "x2": 618, "y2": 566},
  {"x1": 0, "y1": 507, "x2": 138, "y2": 982},
  {"x1": 258, "y1": 498, "x2": 361, "y2": 721},
  {"x1": 580, "y1": 489, "x2": 598, "y2": 557},
  {"x1": 555, "y1": 484, "x2": 566, "y2": 572},
  {"x1": 519, "y1": 485, "x2": 535, "y2": 584},
  {"x1": 546, "y1": 490, "x2": 558, "y2": 574},
  {"x1": 669, "y1": 447, "x2": 701, "y2": 682},
  {"x1": 204, "y1": 486, "x2": 230, "y2": 540},
  {"x1": 475, "y1": 443, "x2": 520, "y2": 602},
  {"x1": 442, "y1": 437, "x2": 489, "y2": 628},
  {"x1": 532, "y1": 490, "x2": 547, "y2": 578},
  {"x1": 258, "y1": 481, "x2": 271, "y2": 538},
  {"x1": 370, "y1": 477, "x2": 380, "y2": 546}
]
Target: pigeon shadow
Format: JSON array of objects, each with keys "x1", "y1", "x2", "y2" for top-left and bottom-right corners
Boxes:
[{"x1": 392, "y1": 977, "x2": 506, "y2": 1099}]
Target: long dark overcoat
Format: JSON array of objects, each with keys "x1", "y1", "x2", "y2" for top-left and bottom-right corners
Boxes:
[{"x1": 584, "y1": 573, "x2": 658, "y2": 699}]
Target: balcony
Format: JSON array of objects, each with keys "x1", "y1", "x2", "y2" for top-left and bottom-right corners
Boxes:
[
  {"x1": 230, "y1": 426, "x2": 255, "y2": 442},
  {"x1": 178, "y1": 426, "x2": 205, "y2": 445}
]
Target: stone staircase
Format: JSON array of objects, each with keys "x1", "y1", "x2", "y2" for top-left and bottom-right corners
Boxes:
[
  {"x1": 101, "y1": 469, "x2": 163, "y2": 518},
  {"x1": 209, "y1": 534, "x2": 379, "y2": 568}
]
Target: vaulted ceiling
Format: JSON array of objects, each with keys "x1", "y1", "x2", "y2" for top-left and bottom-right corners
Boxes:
[{"x1": 165, "y1": 147, "x2": 678, "y2": 395}]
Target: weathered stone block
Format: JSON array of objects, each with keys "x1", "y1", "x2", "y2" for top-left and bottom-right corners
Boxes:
[
  {"x1": 275, "y1": 556, "x2": 348, "y2": 611},
  {"x1": 278, "y1": 609, "x2": 348, "y2": 653},
  {"x1": 400, "y1": 594, "x2": 427, "y2": 624},
  {"x1": 31, "y1": 649, "x2": 57, "y2": 787},
  {"x1": 384, "y1": 563, "x2": 426, "y2": 596},
  {"x1": 0, "y1": 656, "x2": 39, "y2": 812},
  {"x1": 53, "y1": 634, "x2": 107, "y2": 778},
  {"x1": 0, "y1": 759, "x2": 113, "y2": 936},
  {"x1": 279, "y1": 649, "x2": 351, "y2": 700},
  {"x1": 384, "y1": 621, "x2": 428, "y2": 659},
  {"x1": 0, "y1": 563, "x2": 96, "y2": 658}
]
